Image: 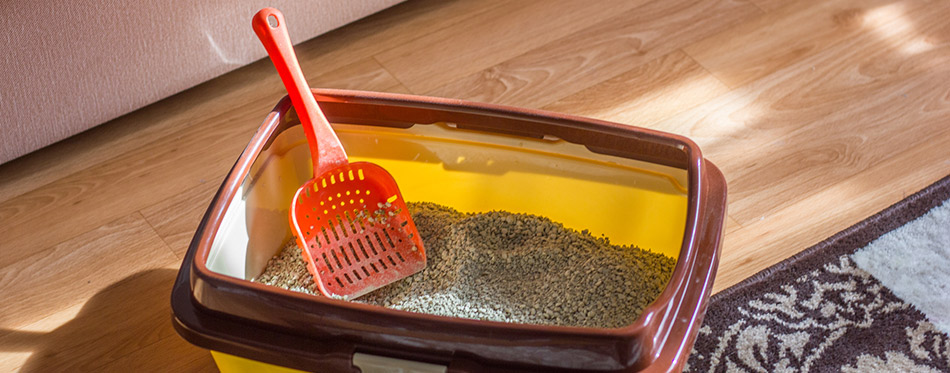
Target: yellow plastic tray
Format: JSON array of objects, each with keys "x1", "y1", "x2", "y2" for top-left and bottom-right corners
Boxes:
[{"x1": 207, "y1": 120, "x2": 689, "y2": 372}]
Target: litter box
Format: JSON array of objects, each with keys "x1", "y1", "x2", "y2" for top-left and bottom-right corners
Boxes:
[{"x1": 171, "y1": 89, "x2": 727, "y2": 372}]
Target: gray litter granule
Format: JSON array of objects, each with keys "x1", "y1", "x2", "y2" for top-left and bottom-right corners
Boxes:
[{"x1": 253, "y1": 202, "x2": 677, "y2": 328}]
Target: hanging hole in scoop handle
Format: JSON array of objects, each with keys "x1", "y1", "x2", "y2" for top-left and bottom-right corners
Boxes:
[{"x1": 252, "y1": 8, "x2": 348, "y2": 176}]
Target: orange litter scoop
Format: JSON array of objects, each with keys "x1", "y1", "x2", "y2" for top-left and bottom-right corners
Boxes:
[{"x1": 252, "y1": 8, "x2": 425, "y2": 299}]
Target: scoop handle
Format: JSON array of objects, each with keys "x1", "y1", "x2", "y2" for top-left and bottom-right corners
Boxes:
[{"x1": 252, "y1": 8, "x2": 347, "y2": 175}]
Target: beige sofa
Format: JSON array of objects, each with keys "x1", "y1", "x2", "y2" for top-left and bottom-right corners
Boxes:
[{"x1": 0, "y1": 0, "x2": 403, "y2": 165}]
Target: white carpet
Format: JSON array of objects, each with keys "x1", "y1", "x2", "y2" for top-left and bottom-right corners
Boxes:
[{"x1": 852, "y1": 199, "x2": 950, "y2": 335}]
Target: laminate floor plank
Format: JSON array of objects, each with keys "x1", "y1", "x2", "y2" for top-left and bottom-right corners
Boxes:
[
  {"x1": 684, "y1": 0, "x2": 932, "y2": 89},
  {"x1": 0, "y1": 214, "x2": 178, "y2": 330},
  {"x1": 426, "y1": 0, "x2": 759, "y2": 109},
  {"x1": 374, "y1": 0, "x2": 658, "y2": 94},
  {"x1": 652, "y1": 0, "x2": 950, "y2": 226},
  {"x1": 140, "y1": 177, "x2": 225, "y2": 259},
  {"x1": 0, "y1": 267, "x2": 189, "y2": 372},
  {"x1": 542, "y1": 50, "x2": 731, "y2": 128},
  {"x1": 716, "y1": 127, "x2": 950, "y2": 291}
]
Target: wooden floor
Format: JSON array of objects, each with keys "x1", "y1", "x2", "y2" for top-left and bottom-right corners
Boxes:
[{"x1": 2, "y1": 0, "x2": 949, "y2": 370}]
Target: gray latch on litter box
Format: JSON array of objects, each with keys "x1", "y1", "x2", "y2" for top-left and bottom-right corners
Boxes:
[{"x1": 352, "y1": 353, "x2": 447, "y2": 373}]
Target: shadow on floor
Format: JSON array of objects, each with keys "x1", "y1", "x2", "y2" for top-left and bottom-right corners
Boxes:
[{"x1": 0, "y1": 268, "x2": 216, "y2": 372}]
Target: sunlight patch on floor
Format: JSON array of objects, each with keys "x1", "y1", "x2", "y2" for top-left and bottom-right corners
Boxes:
[
  {"x1": 0, "y1": 352, "x2": 33, "y2": 371},
  {"x1": 3, "y1": 303, "x2": 84, "y2": 333},
  {"x1": 865, "y1": 2, "x2": 935, "y2": 56}
]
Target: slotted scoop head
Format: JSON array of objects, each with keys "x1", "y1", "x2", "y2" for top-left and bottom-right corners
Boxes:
[
  {"x1": 253, "y1": 8, "x2": 425, "y2": 299},
  {"x1": 290, "y1": 163, "x2": 425, "y2": 299}
]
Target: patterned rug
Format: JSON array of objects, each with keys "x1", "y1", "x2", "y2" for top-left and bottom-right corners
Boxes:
[{"x1": 687, "y1": 176, "x2": 950, "y2": 372}]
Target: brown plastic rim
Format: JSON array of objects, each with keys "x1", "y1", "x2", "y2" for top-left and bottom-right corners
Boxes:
[{"x1": 171, "y1": 89, "x2": 728, "y2": 372}]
